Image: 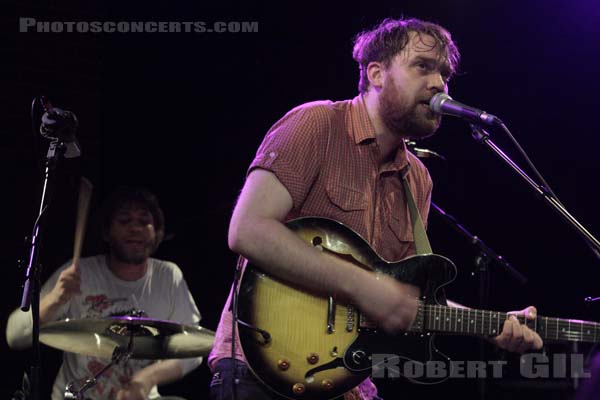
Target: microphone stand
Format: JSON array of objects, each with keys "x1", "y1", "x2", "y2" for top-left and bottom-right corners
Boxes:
[
  {"x1": 431, "y1": 202, "x2": 527, "y2": 285},
  {"x1": 17, "y1": 138, "x2": 68, "y2": 400},
  {"x1": 469, "y1": 124, "x2": 600, "y2": 256},
  {"x1": 467, "y1": 123, "x2": 600, "y2": 397},
  {"x1": 430, "y1": 201, "x2": 526, "y2": 400},
  {"x1": 409, "y1": 137, "x2": 527, "y2": 399},
  {"x1": 15, "y1": 97, "x2": 80, "y2": 400}
]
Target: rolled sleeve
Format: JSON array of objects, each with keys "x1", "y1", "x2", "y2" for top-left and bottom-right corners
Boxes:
[{"x1": 248, "y1": 102, "x2": 331, "y2": 210}]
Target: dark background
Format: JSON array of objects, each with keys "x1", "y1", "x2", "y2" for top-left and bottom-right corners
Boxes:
[{"x1": 3, "y1": 1, "x2": 600, "y2": 399}]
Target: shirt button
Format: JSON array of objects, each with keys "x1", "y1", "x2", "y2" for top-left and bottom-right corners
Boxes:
[{"x1": 269, "y1": 152, "x2": 276, "y2": 158}]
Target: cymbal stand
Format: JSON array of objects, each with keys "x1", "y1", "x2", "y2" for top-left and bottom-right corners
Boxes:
[{"x1": 64, "y1": 336, "x2": 134, "y2": 399}]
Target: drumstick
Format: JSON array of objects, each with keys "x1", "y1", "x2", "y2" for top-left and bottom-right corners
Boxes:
[{"x1": 73, "y1": 177, "x2": 93, "y2": 265}]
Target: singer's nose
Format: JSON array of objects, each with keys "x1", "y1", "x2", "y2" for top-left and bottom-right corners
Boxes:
[{"x1": 427, "y1": 72, "x2": 446, "y2": 93}]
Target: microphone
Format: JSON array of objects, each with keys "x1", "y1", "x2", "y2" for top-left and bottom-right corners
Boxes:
[{"x1": 429, "y1": 93, "x2": 500, "y2": 126}]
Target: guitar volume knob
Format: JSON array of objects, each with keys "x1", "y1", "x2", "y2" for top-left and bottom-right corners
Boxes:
[
  {"x1": 292, "y1": 383, "x2": 305, "y2": 394},
  {"x1": 278, "y1": 359, "x2": 290, "y2": 371}
]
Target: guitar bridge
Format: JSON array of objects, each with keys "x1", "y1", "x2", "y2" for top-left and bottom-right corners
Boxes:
[{"x1": 346, "y1": 304, "x2": 355, "y2": 332}]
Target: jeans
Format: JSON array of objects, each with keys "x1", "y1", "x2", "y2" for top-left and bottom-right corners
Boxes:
[
  {"x1": 209, "y1": 358, "x2": 379, "y2": 400},
  {"x1": 209, "y1": 358, "x2": 282, "y2": 400}
]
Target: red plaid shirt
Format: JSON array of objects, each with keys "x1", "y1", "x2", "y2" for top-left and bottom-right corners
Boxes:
[{"x1": 209, "y1": 95, "x2": 433, "y2": 396}]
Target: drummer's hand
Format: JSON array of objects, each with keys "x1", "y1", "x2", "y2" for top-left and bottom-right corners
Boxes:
[
  {"x1": 49, "y1": 262, "x2": 81, "y2": 305},
  {"x1": 116, "y1": 379, "x2": 152, "y2": 400}
]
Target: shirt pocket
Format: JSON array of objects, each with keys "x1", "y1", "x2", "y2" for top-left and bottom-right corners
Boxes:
[{"x1": 326, "y1": 184, "x2": 367, "y2": 212}]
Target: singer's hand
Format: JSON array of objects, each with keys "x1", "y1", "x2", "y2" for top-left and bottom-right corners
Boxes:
[
  {"x1": 489, "y1": 306, "x2": 543, "y2": 353},
  {"x1": 351, "y1": 273, "x2": 420, "y2": 334}
]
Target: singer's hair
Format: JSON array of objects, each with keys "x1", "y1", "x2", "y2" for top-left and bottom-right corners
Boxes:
[
  {"x1": 353, "y1": 18, "x2": 460, "y2": 94},
  {"x1": 100, "y1": 186, "x2": 165, "y2": 251}
]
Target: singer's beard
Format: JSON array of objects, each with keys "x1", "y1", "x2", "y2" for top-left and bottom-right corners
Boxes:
[{"x1": 379, "y1": 80, "x2": 441, "y2": 140}]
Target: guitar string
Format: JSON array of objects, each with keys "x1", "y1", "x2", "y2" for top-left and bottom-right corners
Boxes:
[{"x1": 418, "y1": 304, "x2": 599, "y2": 341}]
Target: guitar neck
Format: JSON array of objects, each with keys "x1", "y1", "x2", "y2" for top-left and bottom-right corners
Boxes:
[{"x1": 418, "y1": 304, "x2": 600, "y2": 343}]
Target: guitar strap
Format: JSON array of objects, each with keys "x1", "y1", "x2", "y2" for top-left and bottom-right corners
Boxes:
[{"x1": 401, "y1": 173, "x2": 433, "y2": 255}]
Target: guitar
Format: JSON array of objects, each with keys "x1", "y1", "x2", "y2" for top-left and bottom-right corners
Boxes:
[{"x1": 236, "y1": 217, "x2": 600, "y2": 399}]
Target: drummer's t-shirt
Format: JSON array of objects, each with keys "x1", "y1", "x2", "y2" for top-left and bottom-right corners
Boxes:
[{"x1": 6, "y1": 255, "x2": 202, "y2": 400}]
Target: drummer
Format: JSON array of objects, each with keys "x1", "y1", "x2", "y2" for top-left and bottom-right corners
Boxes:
[{"x1": 6, "y1": 186, "x2": 202, "y2": 400}]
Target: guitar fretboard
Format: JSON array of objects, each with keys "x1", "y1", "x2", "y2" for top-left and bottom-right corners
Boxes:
[{"x1": 421, "y1": 304, "x2": 600, "y2": 343}]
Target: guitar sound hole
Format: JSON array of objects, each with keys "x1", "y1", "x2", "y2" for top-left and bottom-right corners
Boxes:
[{"x1": 312, "y1": 236, "x2": 323, "y2": 246}]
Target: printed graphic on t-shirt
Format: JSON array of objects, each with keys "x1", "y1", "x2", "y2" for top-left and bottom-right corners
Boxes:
[{"x1": 84, "y1": 294, "x2": 129, "y2": 317}]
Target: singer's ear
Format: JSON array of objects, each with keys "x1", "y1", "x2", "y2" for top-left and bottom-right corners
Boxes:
[{"x1": 366, "y1": 61, "x2": 384, "y2": 90}]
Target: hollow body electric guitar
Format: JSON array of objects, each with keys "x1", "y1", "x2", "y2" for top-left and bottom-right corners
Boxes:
[{"x1": 236, "y1": 217, "x2": 600, "y2": 399}]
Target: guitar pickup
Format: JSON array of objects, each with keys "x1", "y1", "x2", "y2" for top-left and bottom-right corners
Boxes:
[{"x1": 327, "y1": 296, "x2": 335, "y2": 333}]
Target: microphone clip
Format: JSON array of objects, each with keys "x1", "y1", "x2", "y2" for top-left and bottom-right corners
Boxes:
[
  {"x1": 40, "y1": 107, "x2": 78, "y2": 142},
  {"x1": 38, "y1": 97, "x2": 81, "y2": 158},
  {"x1": 469, "y1": 124, "x2": 491, "y2": 144}
]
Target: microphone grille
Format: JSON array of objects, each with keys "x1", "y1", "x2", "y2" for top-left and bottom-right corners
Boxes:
[{"x1": 429, "y1": 93, "x2": 452, "y2": 114}]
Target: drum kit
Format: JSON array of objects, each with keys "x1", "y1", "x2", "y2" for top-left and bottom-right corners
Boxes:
[
  {"x1": 39, "y1": 314, "x2": 215, "y2": 399},
  {"x1": 25, "y1": 179, "x2": 216, "y2": 399}
]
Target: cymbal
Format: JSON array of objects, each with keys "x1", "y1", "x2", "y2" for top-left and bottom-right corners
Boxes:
[{"x1": 40, "y1": 316, "x2": 215, "y2": 360}]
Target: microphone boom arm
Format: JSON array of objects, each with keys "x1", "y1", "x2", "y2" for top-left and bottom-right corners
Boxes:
[
  {"x1": 430, "y1": 201, "x2": 527, "y2": 284},
  {"x1": 469, "y1": 124, "x2": 600, "y2": 258}
]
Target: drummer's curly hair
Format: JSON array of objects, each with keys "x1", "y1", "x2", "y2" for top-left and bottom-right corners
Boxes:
[{"x1": 100, "y1": 186, "x2": 165, "y2": 251}]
